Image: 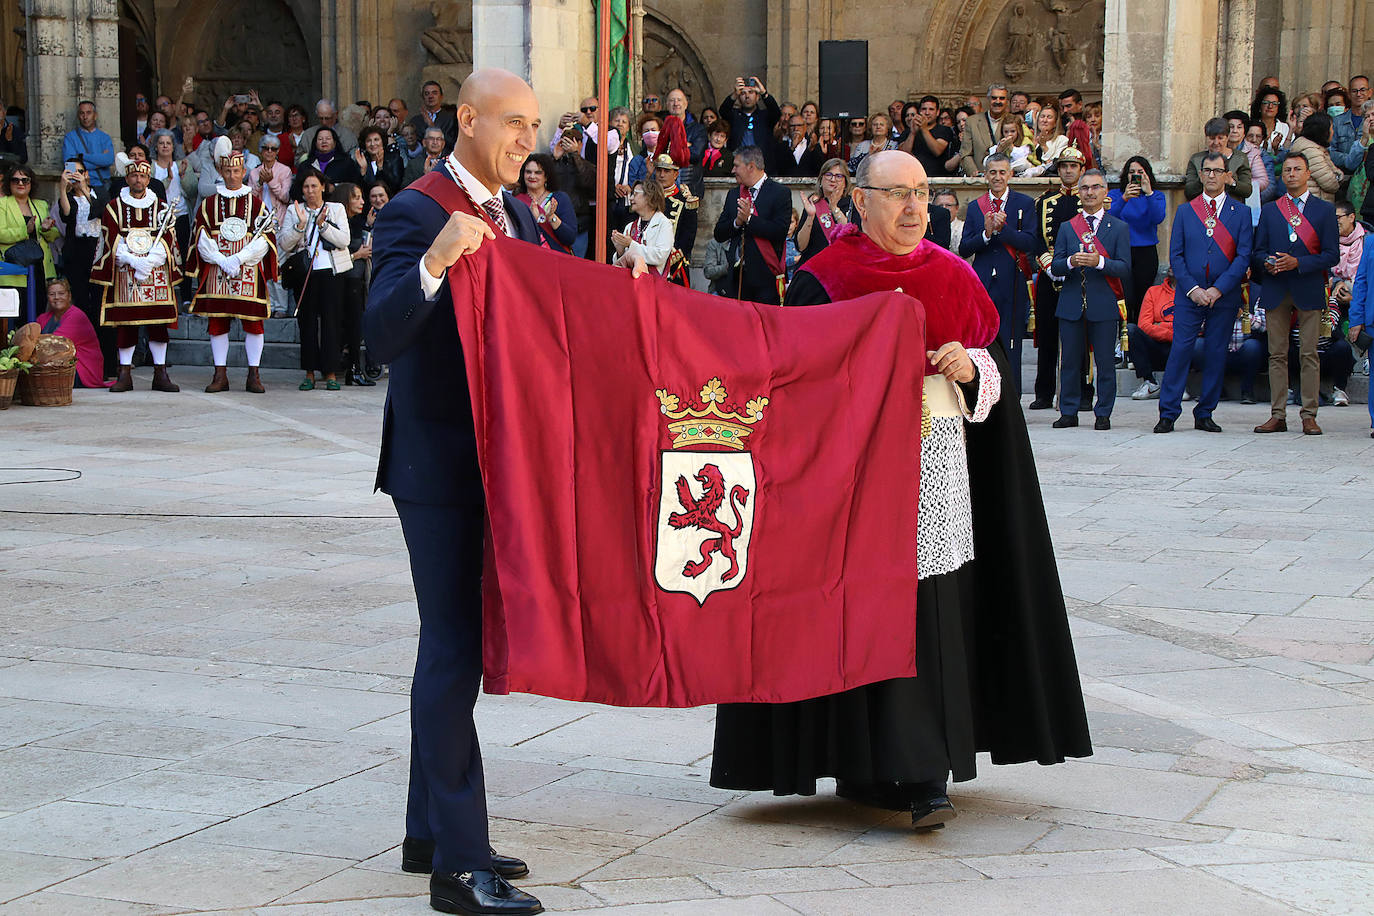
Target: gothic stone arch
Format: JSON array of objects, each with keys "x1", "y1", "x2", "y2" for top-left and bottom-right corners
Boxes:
[{"x1": 641, "y1": 10, "x2": 716, "y2": 114}]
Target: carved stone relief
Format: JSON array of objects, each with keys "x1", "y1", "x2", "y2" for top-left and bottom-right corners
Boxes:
[
  {"x1": 420, "y1": 0, "x2": 472, "y2": 98},
  {"x1": 193, "y1": 0, "x2": 313, "y2": 109},
  {"x1": 640, "y1": 12, "x2": 715, "y2": 112}
]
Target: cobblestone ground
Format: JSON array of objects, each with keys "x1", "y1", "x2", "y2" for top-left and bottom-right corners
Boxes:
[{"x1": 2, "y1": 368, "x2": 1372, "y2": 915}]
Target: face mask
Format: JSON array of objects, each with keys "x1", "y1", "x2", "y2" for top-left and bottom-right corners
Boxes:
[
  {"x1": 1328, "y1": 106, "x2": 1346, "y2": 117},
  {"x1": 642, "y1": 131, "x2": 659, "y2": 149}
]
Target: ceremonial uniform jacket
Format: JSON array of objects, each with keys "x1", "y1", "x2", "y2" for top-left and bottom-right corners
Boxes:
[
  {"x1": 662, "y1": 184, "x2": 699, "y2": 263},
  {"x1": 90, "y1": 187, "x2": 182, "y2": 327},
  {"x1": 1033, "y1": 184, "x2": 1080, "y2": 289},
  {"x1": 186, "y1": 185, "x2": 279, "y2": 321}
]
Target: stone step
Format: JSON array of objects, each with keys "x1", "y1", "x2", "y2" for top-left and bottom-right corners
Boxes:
[{"x1": 1109, "y1": 369, "x2": 1368, "y2": 404}]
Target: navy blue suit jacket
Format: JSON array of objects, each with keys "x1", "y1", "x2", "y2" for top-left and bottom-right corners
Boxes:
[
  {"x1": 959, "y1": 190, "x2": 1037, "y2": 307},
  {"x1": 364, "y1": 165, "x2": 541, "y2": 505},
  {"x1": 1251, "y1": 195, "x2": 1339, "y2": 310},
  {"x1": 1168, "y1": 195, "x2": 1254, "y2": 310},
  {"x1": 1052, "y1": 212, "x2": 1132, "y2": 322}
]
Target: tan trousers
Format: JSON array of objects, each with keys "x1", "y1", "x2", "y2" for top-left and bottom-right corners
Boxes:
[{"x1": 1265, "y1": 296, "x2": 1321, "y2": 420}]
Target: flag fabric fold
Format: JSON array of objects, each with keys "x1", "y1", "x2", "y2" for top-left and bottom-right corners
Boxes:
[{"x1": 450, "y1": 239, "x2": 929, "y2": 707}]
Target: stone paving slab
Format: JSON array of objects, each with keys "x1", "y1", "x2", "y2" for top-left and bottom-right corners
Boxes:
[{"x1": 1, "y1": 368, "x2": 1371, "y2": 913}]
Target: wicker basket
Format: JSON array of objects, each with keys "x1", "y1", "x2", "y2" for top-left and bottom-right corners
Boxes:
[
  {"x1": 17, "y1": 362, "x2": 75, "y2": 407},
  {"x1": 0, "y1": 368, "x2": 16, "y2": 409}
]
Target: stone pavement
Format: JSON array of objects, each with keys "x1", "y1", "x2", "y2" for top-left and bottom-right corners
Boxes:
[{"x1": 1, "y1": 368, "x2": 1372, "y2": 915}]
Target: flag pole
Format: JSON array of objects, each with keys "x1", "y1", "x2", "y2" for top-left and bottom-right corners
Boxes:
[{"x1": 594, "y1": 0, "x2": 611, "y2": 264}]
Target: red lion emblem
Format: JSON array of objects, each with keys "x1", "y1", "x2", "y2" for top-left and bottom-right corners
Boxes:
[{"x1": 668, "y1": 463, "x2": 751, "y2": 581}]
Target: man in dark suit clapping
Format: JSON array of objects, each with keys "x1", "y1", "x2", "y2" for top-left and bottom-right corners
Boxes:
[
  {"x1": 1051, "y1": 168, "x2": 1132, "y2": 429},
  {"x1": 960, "y1": 152, "x2": 1037, "y2": 391},
  {"x1": 1156, "y1": 150, "x2": 1254, "y2": 434},
  {"x1": 1252, "y1": 152, "x2": 1340, "y2": 435},
  {"x1": 713, "y1": 145, "x2": 791, "y2": 305}
]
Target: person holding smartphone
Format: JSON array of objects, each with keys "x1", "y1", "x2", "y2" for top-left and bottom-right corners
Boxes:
[
  {"x1": 1108, "y1": 156, "x2": 1167, "y2": 324},
  {"x1": 719, "y1": 75, "x2": 781, "y2": 162}
]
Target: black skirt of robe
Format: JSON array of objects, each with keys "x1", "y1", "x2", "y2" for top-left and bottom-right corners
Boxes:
[{"x1": 709, "y1": 331, "x2": 1093, "y2": 796}]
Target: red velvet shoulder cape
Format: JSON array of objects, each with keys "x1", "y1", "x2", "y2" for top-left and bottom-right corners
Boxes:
[{"x1": 799, "y1": 227, "x2": 1000, "y2": 371}]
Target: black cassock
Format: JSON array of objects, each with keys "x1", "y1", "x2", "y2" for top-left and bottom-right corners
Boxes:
[{"x1": 710, "y1": 272, "x2": 1092, "y2": 799}]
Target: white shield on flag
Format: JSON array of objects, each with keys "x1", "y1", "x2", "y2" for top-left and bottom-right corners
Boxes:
[{"x1": 654, "y1": 449, "x2": 757, "y2": 606}]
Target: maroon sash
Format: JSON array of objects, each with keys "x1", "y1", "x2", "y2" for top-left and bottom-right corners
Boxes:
[
  {"x1": 977, "y1": 194, "x2": 1034, "y2": 279},
  {"x1": 1278, "y1": 196, "x2": 1320, "y2": 255},
  {"x1": 814, "y1": 198, "x2": 846, "y2": 243},
  {"x1": 740, "y1": 186, "x2": 785, "y2": 278},
  {"x1": 412, "y1": 167, "x2": 549, "y2": 250},
  {"x1": 1189, "y1": 196, "x2": 1237, "y2": 261},
  {"x1": 1069, "y1": 213, "x2": 1124, "y2": 300}
]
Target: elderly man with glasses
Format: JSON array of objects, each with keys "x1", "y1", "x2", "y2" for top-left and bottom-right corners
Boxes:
[{"x1": 712, "y1": 148, "x2": 1090, "y2": 832}]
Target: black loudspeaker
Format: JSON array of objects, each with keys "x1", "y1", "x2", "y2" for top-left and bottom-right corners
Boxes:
[{"x1": 818, "y1": 40, "x2": 869, "y2": 121}]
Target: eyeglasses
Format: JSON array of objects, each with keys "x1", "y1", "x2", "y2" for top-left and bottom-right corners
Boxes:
[
  {"x1": 10, "y1": 176, "x2": 30, "y2": 185},
  {"x1": 859, "y1": 185, "x2": 929, "y2": 203},
  {"x1": 643, "y1": 98, "x2": 659, "y2": 106},
  {"x1": 580, "y1": 106, "x2": 597, "y2": 114},
  {"x1": 1201, "y1": 167, "x2": 1228, "y2": 175},
  {"x1": 261, "y1": 144, "x2": 280, "y2": 150},
  {"x1": 822, "y1": 172, "x2": 846, "y2": 180},
  {"x1": 1260, "y1": 100, "x2": 1279, "y2": 108}
]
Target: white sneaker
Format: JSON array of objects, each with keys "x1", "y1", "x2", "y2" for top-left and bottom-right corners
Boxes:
[
  {"x1": 1182, "y1": 390, "x2": 1195, "y2": 402},
  {"x1": 1333, "y1": 388, "x2": 1350, "y2": 407},
  {"x1": 1131, "y1": 381, "x2": 1153, "y2": 399}
]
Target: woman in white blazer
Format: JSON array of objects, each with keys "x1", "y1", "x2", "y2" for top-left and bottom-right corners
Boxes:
[
  {"x1": 612, "y1": 180, "x2": 674, "y2": 274},
  {"x1": 278, "y1": 167, "x2": 352, "y2": 390}
]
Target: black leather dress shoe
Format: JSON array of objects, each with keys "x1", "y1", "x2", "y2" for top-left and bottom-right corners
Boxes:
[
  {"x1": 430, "y1": 869, "x2": 542, "y2": 915},
  {"x1": 911, "y1": 793, "x2": 957, "y2": 832},
  {"x1": 1028, "y1": 397, "x2": 1054, "y2": 410},
  {"x1": 1094, "y1": 416, "x2": 1111, "y2": 431},
  {"x1": 1153, "y1": 417, "x2": 1175, "y2": 434},
  {"x1": 403, "y1": 838, "x2": 529, "y2": 880},
  {"x1": 1052, "y1": 415, "x2": 1078, "y2": 428},
  {"x1": 1194, "y1": 417, "x2": 1223, "y2": 433}
]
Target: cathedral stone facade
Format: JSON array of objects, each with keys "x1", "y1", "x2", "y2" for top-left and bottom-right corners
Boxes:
[{"x1": 9, "y1": 0, "x2": 1374, "y2": 176}]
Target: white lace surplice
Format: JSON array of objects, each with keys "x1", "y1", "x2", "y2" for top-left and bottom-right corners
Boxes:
[{"x1": 916, "y1": 347, "x2": 1000, "y2": 580}]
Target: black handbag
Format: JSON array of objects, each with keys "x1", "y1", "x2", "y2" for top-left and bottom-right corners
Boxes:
[
  {"x1": 3, "y1": 238, "x2": 44, "y2": 268},
  {"x1": 280, "y1": 250, "x2": 308, "y2": 293}
]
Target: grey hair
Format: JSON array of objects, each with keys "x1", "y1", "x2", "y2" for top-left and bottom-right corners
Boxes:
[
  {"x1": 984, "y1": 151, "x2": 1012, "y2": 167},
  {"x1": 735, "y1": 145, "x2": 766, "y2": 170},
  {"x1": 1362, "y1": 99, "x2": 1374, "y2": 115},
  {"x1": 1081, "y1": 168, "x2": 1107, "y2": 183},
  {"x1": 149, "y1": 128, "x2": 176, "y2": 147},
  {"x1": 1204, "y1": 116, "x2": 1228, "y2": 137},
  {"x1": 987, "y1": 83, "x2": 1008, "y2": 97},
  {"x1": 423, "y1": 126, "x2": 446, "y2": 139},
  {"x1": 315, "y1": 98, "x2": 337, "y2": 115},
  {"x1": 609, "y1": 105, "x2": 631, "y2": 121},
  {"x1": 854, "y1": 153, "x2": 875, "y2": 188}
]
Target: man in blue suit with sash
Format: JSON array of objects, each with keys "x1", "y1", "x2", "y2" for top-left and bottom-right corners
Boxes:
[
  {"x1": 1251, "y1": 153, "x2": 1340, "y2": 436},
  {"x1": 960, "y1": 152, "x2": 1036, "y2": 392},
  {"x1": 1155, "y1": 151, "x2": 1254, "y2": 433},
  {"x1": 367, "y1": 69, "x2": 651, "y2": 916},
  {"x1": 1051, "y1": 168, "x2": 1131, "y2": 430}
]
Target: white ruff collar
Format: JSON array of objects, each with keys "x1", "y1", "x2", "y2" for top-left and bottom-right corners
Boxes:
[
  {"x1": 217, "y1": 184, "x2": 252, "y2": 199},
  {"x1": 119, "y1": 187, "x2": 155, "y2": 209}
]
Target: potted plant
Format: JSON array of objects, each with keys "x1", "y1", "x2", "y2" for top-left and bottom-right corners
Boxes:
[{"x1": 0, "y1": 340, "x2": 33, "y2": 409}]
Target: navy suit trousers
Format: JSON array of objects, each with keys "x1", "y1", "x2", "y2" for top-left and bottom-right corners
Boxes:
[
  {"x1": 394, "y1": 498, "x2": 492, "y2": 874},
  {"x1": 1059, "y1": 317, "x2": 1118, "y2": 416},
  {"x1": 1159, "y1": 299, "x2": 1239, "y2": 421}
]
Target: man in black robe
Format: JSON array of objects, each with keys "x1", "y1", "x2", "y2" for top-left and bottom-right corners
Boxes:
[{"x1": 711, "y1": 150, "x2": 1091, "y2": 830}]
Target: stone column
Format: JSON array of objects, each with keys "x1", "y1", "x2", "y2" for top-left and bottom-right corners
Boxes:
[
  {"x1": 1216, "y1": 0, "x2": 1256, "y2": 113},
  {"x1": 472, "y1": 0, "x2": 589, "y2": 147},
  {"x1": 766, "y1": 0, "x2": 829, "y2": 109},
  {"x1": 320, "y1": 0, "x2": 399, "y2": 108},
  {"x1": 27, "y1": 0, "x2": 121, "y2": 172},
  {"x1": 1101, "y1": 0, "x2": 1223, "y2": 176}
]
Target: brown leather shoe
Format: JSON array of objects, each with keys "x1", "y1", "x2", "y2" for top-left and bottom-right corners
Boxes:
[
  {"x1": 245, "y1": 367, "x2": 266, "y2": 394},
  {"x1": 1302, "y1": 417, "x2": 1322, "y2": 436},
  {"x1": 151, "y1": 366, "x2": 180, "y2": 392},
  {"x1": 204, "y1": 366, "x2": 230, "y2": 393},
  {"x1": 1253, "y1": 416, "x2": 1287, "y2": 433},
  {"x1": 109, "y1": 366, "x2": 133, "y2": 392}
]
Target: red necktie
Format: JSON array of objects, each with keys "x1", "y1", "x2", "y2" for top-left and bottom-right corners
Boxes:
[
  {"x1": 482, "y1": 196, "x2": 509, "y2": 236},
  {"x1": 1207, "y1": 199, "x2": 1217, "y2": 219},
  {"x1": 741, "y1": 186, "x2": 753, "y2": 205},
  {"x1": 992, "y1": 197, "x2": 1003, "y2": 214}
]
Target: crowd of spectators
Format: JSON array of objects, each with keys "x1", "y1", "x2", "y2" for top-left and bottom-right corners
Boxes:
[{"x1": 3, "y1": 67, "x2": 1373, "y2": 419}]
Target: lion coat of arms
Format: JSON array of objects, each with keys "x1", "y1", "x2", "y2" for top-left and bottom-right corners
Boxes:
[{"x1": 653, "y1": 378, "x2": 766, "y2": 605}]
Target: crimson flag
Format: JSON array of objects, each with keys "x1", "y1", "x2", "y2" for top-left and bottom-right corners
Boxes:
[{"x1": 450, "y1": 239, "x2": 928, "y2": 707}]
